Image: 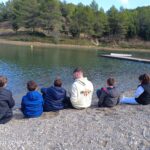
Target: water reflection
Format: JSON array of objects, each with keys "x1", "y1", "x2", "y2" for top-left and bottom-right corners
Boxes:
[{"x1": 0, "y1": 44, "x2": 150, "y2": 106}]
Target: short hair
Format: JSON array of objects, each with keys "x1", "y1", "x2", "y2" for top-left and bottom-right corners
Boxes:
[
  {"x1": 73, "y1": 67, "x2": 83, "y2": 73},
  {"x1": 107, "y1": 78, "x2": 115, "y2": 86},
  {"x1": 27, "y1": 80, "x2": 38, "y2": 91},
  {"x1": 139, "y1": 74, "x2": 150, "y2": 84},
  {"x1": 54, "y1": 79, "x2": 62, "y2": 87},
  {"x1": 0, "y1": 76, "x2": 7, "y2": 87}
]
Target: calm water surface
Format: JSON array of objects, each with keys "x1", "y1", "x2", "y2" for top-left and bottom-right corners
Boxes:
[{"x1": 0, "y1": 44, "x2": 150, "y2": 106}]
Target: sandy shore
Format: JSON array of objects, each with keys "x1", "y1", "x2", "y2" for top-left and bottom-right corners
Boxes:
[
  {"x1": 0, "y1": 98, "x2": 149, "y2": 150},
  {"x1": 0, "y1": 38, "x2": 150, "y2": 52}
]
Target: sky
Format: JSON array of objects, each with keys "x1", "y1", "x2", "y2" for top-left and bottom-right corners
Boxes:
[{"x1": 0, "y1": 0, "x2": 149, "y2": 11}]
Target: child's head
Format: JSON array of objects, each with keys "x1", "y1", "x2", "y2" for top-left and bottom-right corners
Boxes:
[
  {"x1": 0, "y1": 76, "x2": 7, "y2": 87},
  {"x1": 27, "y1": 80, "x2": 38, "y2": 91},
  {"x1": 54, "y1": 79, "x2": 62, "y2": 87},
  {"x1": 107, "y1": 78, "x2": 115, "y2": 86},
  {"x1": 139, "y1": 74, "x2": 150, "y2": 84},
  {"x1": 73, "y1": 67, "x2": 84, "y2": 79}
]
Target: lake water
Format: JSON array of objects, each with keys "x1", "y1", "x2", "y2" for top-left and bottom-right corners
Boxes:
[{"x1": 0, "y1": 44, "x2": 150, "y2": 107}]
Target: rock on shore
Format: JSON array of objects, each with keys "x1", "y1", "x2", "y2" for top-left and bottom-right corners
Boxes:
[{"x1": 0, "y1": 104, "x2": 149, "y2": 150}]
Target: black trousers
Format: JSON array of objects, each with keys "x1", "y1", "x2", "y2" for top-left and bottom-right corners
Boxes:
[{"x1": 0, "y1": 115, "x2": 12, "y2": 124}]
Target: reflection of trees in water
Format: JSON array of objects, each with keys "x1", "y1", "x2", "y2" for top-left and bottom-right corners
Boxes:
[{"x1": 0, "y1": 44, "x2": 150, "y2": 101}]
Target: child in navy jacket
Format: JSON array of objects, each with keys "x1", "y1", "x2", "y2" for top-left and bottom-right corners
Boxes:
[
  {"x1": 41, "y1": 79, "x2": 67, "y2": 111},
  {"x1": 21, "y1": 81, "x2": 43, "y2": 118}
]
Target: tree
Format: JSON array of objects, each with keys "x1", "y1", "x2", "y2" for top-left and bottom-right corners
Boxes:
[
  {"x1": 71, "y1": 4, "x2": 94, "y2": 36},
  {"x1": 137, "y1": 7, "x2": 150, "y2": 40},
  {"x1": 10, "y1": 0, "x2": 24, "y2": 32},
  {"x1": 90, "y1": 0, "x2": 99, "y2": 12},
  {"x1": 19, "y1": 0, "x2": 40, "y2": 32},
  {"x1": 92, "y1": 8, "x2": 108, "y2": 37},
  {"x1": 126, "y1": 10, "x2": 138, "y2": 38},
  {"x1": 69, "y1": 23, "x2": 80, "y2": 38},
  {"x1": 107, "y1": 6, "x2": 128, "y2": 41},
  {"x1": 39, "y1": 0, "x2": 62, "y2": 35},
  {"x1": 60, "y1": 2, "x2": 76, "y2": 35},
  {"x1": 0, "y1": 2, "x2": 8, "y2": 21}
]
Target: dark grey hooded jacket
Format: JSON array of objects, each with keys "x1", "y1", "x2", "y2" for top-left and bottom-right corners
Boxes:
[
  {"x1": 97, "y1": 87, "x2": 120, "y2": 107},
  {"x1": 0, "y1": 87, "x2": 15, "y2": 124}
]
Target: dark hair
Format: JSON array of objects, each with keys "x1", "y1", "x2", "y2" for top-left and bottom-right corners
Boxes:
[
  {"x1": 27, "y1": 80, "x2": 38, "y2": 91},
  {"x1": 73, "y1": 67, "x2": 83, "y2": 73},
  {"x1": 139, "y1": 74, "x2": 150, "y2": 84},
  {"x1": 139, "y1": 75, "x2": 143, "y2": 81},
  {"x1": 107, "y1": 78, "x2": 115, "y2": 86},
  {"x1": 0, "y1": 76, "x2": 7, "y2": 87},
  {"x1": 54, "y1": 79, "x2": 62, "y2": 87}
]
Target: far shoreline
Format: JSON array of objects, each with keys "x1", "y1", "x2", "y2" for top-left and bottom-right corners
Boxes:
[{"x1": 0, "y1": 38, "x2": 150, "y2": 53}]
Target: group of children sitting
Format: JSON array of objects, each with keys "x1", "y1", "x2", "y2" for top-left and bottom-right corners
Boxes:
[{"x1": 0, "y1": 70, "x2": 149, "y2": 124}]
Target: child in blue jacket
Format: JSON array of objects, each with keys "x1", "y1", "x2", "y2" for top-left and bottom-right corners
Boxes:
[
  {"x1": 41, "y1": 79, "x2": 68, "y2": 111},
  {"x1": 21, "y1": 81, "x2": 43, "y2": 118}
]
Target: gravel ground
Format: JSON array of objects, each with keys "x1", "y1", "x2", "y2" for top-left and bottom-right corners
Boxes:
[{"x1": 0, "y1": 93, "x2": 150, "y2": 150}]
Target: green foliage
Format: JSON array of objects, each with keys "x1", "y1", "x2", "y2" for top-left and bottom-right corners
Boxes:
[
  {"x1": 90, "y1": 0, "x2": 99, "y2": 12},
  {"x1": 137, "y1": 7, "x2": 150, "y2": 40},
  {"x1": 0, "y1": 2, "x2": 8, "y2": 21},
  {"x1": 39, "y1": 0, "x2": 62, "y2": 34},
  {"x1": 0, "y1": 0, "x2": 150, "y2": 42},
  {"x1": 69, "y1": 23, "x2": 80, "y2": 38},
  {"x1": 19, "y1": 0, "x2": 40, "y2": 31},
  {"x1": 92, "y1": 8, "x2": 108, "y2": 37}
]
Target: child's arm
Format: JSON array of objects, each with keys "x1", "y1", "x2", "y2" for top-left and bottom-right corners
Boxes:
[
  {"x1": 8, "y1": 92, "x2": 15, "y2": 108},
  {"x1": 134, "y1": 86, "x2": 144, "y2": 98},
  {"x1": 21, "y1": 96, "x2": 25, "y2": 111},
  {"x1": 98, "y1": 89, "x2": 106, "y2": 107},
  {"x1": 41, "y1": 88, "x2": 47, "y2": 94},
  {"x1": 96, "y1": 89, "x2": 101, "y2": 98}
]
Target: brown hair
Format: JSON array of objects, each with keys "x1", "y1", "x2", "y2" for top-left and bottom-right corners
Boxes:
[
  {"x1": 54, "y1": 79, "x2": 62, "y2": 87},
  {"x1": 27, "y1": 80, "x2": 38, "y2": 91},
  {"x1": 107, "y1": 78, "x2": 115, "y2": 86},
  {"x1": 73, "y1": 67, "x2": 83, "y2": 73},
  {"x1": 0, "y1": 76, "x2": 7, "y2": 87},
  {"x1": 139, "y1": 74, "x2": 150, "y2": 84}
]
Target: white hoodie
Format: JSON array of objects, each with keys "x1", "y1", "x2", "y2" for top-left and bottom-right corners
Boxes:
[{"x1": 70, "y1": 77, "x2": 94, "y2": 109}]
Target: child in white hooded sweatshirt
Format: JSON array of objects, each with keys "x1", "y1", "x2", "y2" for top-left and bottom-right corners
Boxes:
[{"x1": 70, "y1": 68, "x2": 94, "y2": 109}]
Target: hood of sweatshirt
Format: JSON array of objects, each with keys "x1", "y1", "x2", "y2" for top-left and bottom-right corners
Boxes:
[
  {"x1": 46, "y1": 86, "x2": 66, "y2": 100},
  {"x1": 26, "y1": 91, "x2": 41, "y2": 101}
]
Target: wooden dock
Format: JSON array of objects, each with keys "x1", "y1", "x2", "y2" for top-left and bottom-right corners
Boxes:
[{"x1": 101, "y1": 54, "x2": 150, "y2": 64}]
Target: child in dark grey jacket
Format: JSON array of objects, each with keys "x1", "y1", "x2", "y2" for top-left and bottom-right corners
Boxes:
[
  {"x1": 0, "y1": 76, "x2": 15, "y2": 124},
  {"x1": 97, "y1": 78, "x2": 120, "y2": 107}
]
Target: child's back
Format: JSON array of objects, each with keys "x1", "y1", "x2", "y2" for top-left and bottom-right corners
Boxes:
[
  {"x1": 41, "y1": 79, "x2": 67, "y2": 111},
  {"x1": 21, "y1": 81, "x2": 43, "y2": 118},
  {"x1": 0, "y1": 76, "x2": 15, "y2": 124},
  {"x1": 97, "y1": 78, "x2": 120, "y2": 107},
  {"x1": 98, "y1": 87, "x2": 120, "y2": 107}
]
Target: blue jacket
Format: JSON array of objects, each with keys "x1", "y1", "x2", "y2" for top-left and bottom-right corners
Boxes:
[
  {"x1": 41, "y1": 86, "x2": 67, "y2": 111},
  {"x1": 21, "y1": 91, "x2": 43, "y2": 118}
]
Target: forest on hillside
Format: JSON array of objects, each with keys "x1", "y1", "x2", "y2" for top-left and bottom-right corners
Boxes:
[{"x1": 0, "y1": 0, "x2": 150, "y2": 42}]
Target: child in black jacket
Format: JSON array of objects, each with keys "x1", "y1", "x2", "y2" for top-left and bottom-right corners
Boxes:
[
  {"x1": 0, "y1": 76, "x2": 15, "y2": 124},
  {"x1": 97, "y1": 78, "x2": 120, "y2": 107}
]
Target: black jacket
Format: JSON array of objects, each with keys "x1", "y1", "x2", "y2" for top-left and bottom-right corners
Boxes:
[
  {"x1": 136, "y1": 83, "x2": 150, "y2": 105},
  {"x1": 0, "y1": 87, "x2": 15, "y2": 123},
  {"x1": 97, "y1": 87, "x2": 120, "y2": 107}
]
